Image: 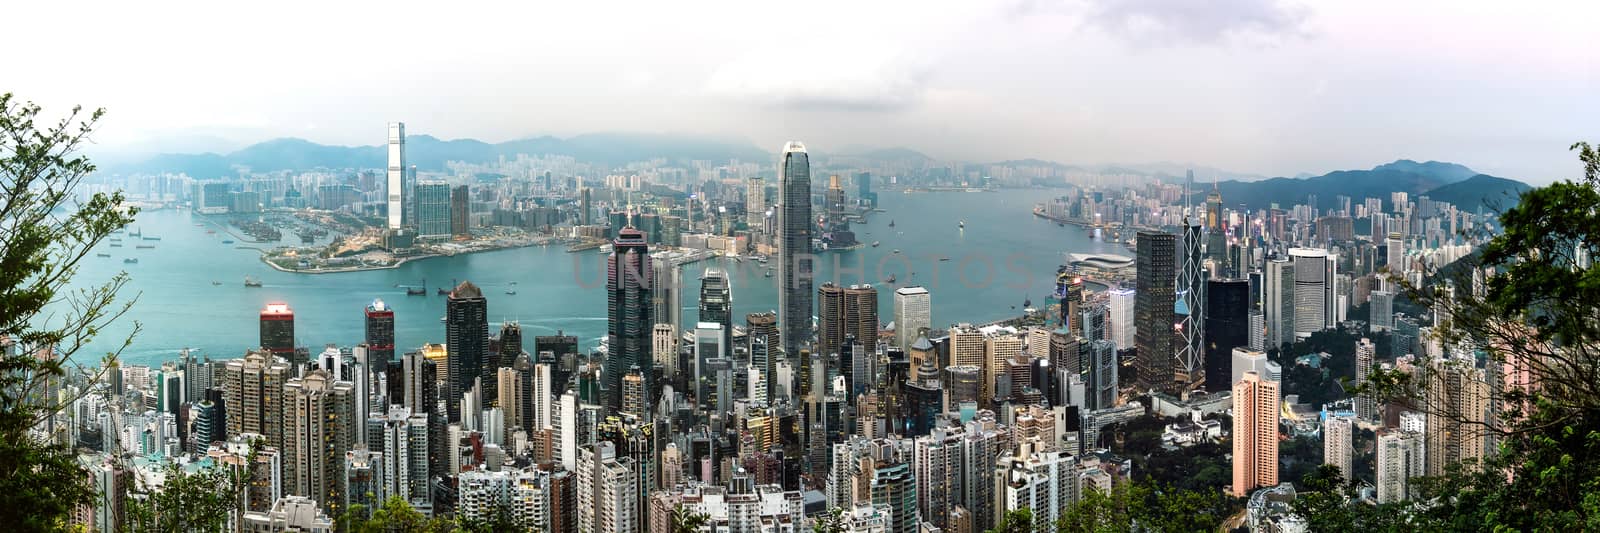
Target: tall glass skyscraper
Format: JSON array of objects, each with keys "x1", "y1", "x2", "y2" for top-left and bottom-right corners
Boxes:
[
  {"x1": 604, "y1": 227, "x2": 653, "y2": 416},
  {"x1": 1204, "y1": 278, "x2": 1250, "y2": 392},
  {"x1": 386, "y1": 122, "x2": 405, "y2": 229},
  {"x1": 1135, "y1": 230, "x2": 1177, "y2": 395},
  {"x1": 446, "y1": 280, "x2": 488, "y2": 423},
  {"x1": 415, "y1": 182, "x2": 452, "y2": 238},
  {"x1": 777, "y1": 141, "x2": 812, "y2": 358},
  {"x1": 698, "y1": 267, "x2": 731, "y2": 350},
  {"x1": 364, "y1": 299, "x2": 395, "y2": 373}
]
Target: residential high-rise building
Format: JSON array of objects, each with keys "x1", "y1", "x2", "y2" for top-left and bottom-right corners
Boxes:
[
  {"x1": 224, "y1": 350, "x2": 292, "y2": 452},
  {"x1": 369, "y1": 406, "x2": 431, "y2": 510},
  {"x1": 260, "y1": 303, "x2": 296, "y2": 364},
  {"x1": 1355, "y1": 338, "x2": 1377, "y2": 422},
  {"x1": 576, "y1": 441, "x2": 639, "y2": 533},
  {"x1": 446, "y1": 280, "x2": 488, "y2": 424},
  {"x1": 450, "y1": 185, "x2": 469, "y2": 238},
  {"x1": 1231, "y1": 371, "x2": 1280, "y2": 497},
  {"x1": 871, "y1": 462, "x2": 920, "y2": 533},
  {"x1": 1107, "y1": 287, "x2": 1135, "y2": 351},
  {"x1": 746, "y1": 176, "x2": 766, "y2": 230},
  {"x1": 1264, "y1": 258, "x2": 1295, "y2": 349},
  {"x1": 1247, "y1": 309, "x2": 1265, "y2": 351},
  {"x1": 1376, "y1": 429, "x2": 1425, "y2": 504},
  {"x1": 386, "y1": 122, "x2": 405, "y2": 229},
  {"x1": 364, "y1": 299, "x2": 395, "y2": 374},
  {"x1": 1324, "y1": 413, "x2": 1355, "y2": 481},
  {"x1": 698, "y1": 267, "x2": 732, "y2": 350},
  {"x1": 777, "y1": 141, "x2": 813, "y2": 357},
  {"x1": 651, "y1": 324, "x2": 677, "y2": 379},
  {"x1": 415, "y1": 182, "x2": 452, "y2": 238},
  {"x1": 1426, "y1": 359, "x2": 1490, "y2": 477},
  {"x1": 893, "y1": 286, "x2": 930, "y2": 352},
  {"x1": 1203, "y1": 279, "x2": 1249, "y2": 393},
  {"x1": 285, "y1": 369, "x2": 356, "y2": 515},
  {"x1": 1135, "y1": 231, "x2": 1178, "y2": 395},
  {"x1": 604, "y1": 227, "x2": 653, "y2": 416},
  {"x1": 1177, "y1": 222, "x2": 1206, "y2": 390}
]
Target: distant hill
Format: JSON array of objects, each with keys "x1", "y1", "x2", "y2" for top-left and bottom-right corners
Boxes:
[
  {"x1": 1424, "y1": 174, "x2": 1531, "y2": 212},
  {"x1": 106, "y1": 133, "x2": 770, "y2": 178},
  {"x1": 1210, "y1": 160, "x2": 1527, "y2": 212}
]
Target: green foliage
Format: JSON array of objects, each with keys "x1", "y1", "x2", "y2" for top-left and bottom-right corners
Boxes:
[
  {"x1": 125, "y1": 462, "x2": 241, "y2": 533},
  {"x1": 670, "y1": 504, "x2": 710, "y2": 533},
  {"x1": 0, "y1": 93, "x2": 139, "y2": 531},
  {"x1": 811, "y1": 506, "x2": 846, "y2": 533},
  {"x1": 987, "y1": 508, "x2": 1033, "y2": 533},
  {"x1": 1056, "y1": 481, "x2": 1239, "y2": 533},
  {"x1": 345, "y1": 495, "x2": 456, "y2": 533}
]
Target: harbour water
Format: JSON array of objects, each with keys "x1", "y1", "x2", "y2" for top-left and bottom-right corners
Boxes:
[{"x1": 60, "y1": 188, "x2": 1119, "y2": 366}]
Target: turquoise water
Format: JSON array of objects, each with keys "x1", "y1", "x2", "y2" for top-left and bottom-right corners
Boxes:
[{"x1": 61, "y1": 188, "x2": 1119, "y2": 366}]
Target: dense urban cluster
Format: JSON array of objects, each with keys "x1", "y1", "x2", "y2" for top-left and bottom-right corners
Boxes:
[{"x1": 41, "y1": 124, "x2": 1505, "y2": 533}]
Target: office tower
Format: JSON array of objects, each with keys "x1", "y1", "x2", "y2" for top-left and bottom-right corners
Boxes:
[
  {"x1": 450, "y1": 185, "x2": 469, "y2": 238},
  {"x1": 1264, "y1": 258, "x2": 1295, "y2": 349},
  {"x1": 1369, "y1": 290, "x2": 1395, "y2": 331},
  {"x1": 1086, "y1": 339, "x2": 1118, "y2": 411},
  {"x1": 871, "y1": 462, "x2": 920, "y2": 533},
  {"x1": 1231, "y1": 371, "x2": 1280, "y2": 497},
  {"x1": 1386, "y1": 232, "x2": 1405, "y2": 273},
  {"x1": 605, "y1": 227, "x2": 653, "y2": 416},
  {"x1": 364, "y1": 299, "x2": 395, "y2": 374},
  {"x1": 749, "y1": 335, "x2": 776, "y2": 404},
  {"x1": 1081, "y1": 302, "x2": 1108, "y2": 343},
  {"x1": 285, "y1": 369, "x2": 356, "y2": 515},
  {"x1": 1231, "y1": 348, "x2": 1270, "y2": 385},
  {"x1": 985, "y1": 334, "x2": 1023, "y2": 402},
  {"x1": 446, "y1": 280, "x2": 488, "y2": 424},
  {"x1": 224, "y1": 350, "x2": 291, "y2": 451},
  {"x1": 577, "y1": 441, "x2": 639, "y2": 533},
  {"x1": 818, "y1": 283, "x2": 879, "y2": 356},
  {"x1": 652, "y1": 262, "x2": 681, "y2": 337},
  {"x1": 497, "y1": 367, "x2": 522, "y2": 433},
  {"x1": 746, "y1": 176, "x2": 765, "y2": 230},
  {"x1": 386, "y1": 122, "x2": 405, "y2": 229},
  {"x1": 1426, "y1": 360, "x2": 1490, "y2": 476},
  {"x1": 1324, "y1": 413, "x2": 1355, "y2": 482},
  {"x1": 1355, "y1": 338, "x2": 1377, "y2": 422},
  {"x1": 1206, "y1": 181, "x2": 1226, "y2": 266},
  {"x1": 370, "y1": 406, "x2": 430, "y2": 509},
  {"x1": 1376, "y1": 430, "x2": 1426, "y2": 503},
  {"x1": 1203, "y1": 279, "x2": 1250, "y2": 393},
  {"x1": 1247, "y1": 310, "x2": 1265, "y2": 351},
  {"x1": 1290, "y1": 247, "x2": 1337, "y2": 338},
  {"x1": 484, "y1": 321, "x2": 521, "y2": 409},
  {"x1": 699, "y1": 267, "x2": 732, "y2": 350},
  {"x1": 745, "y1": 311, "x2": 779, "y2": 358},
  {"x1": 893, "y1": 286, "x2": 930, "y2": 352},
  {"x1": 259, "y1": 303, "x2": 296, "y2": 364},
  {"x1": 1177, "y1": 222, "x2": 1206, "y2": 390},
  {"x1": 651, "y1": 324, "x2": 677, "y2": 379},
  {"x1": 777, "y1": 141, "x2": 813, "y2": 357},
  {"x1": 1107, "y1": 286, "x2": 1135, "y2": 351},
  {"x1": 498, "y1": 320, "x2": 523, "y2": 370},
  {"x1": 415, "y1": 182, "x2": 452, "y2": 238},
  {"x1": 1055, "y1": 269, "x2": 1085, "y2": 333},
  {"x1": 1135, "y1": 231, "x2": 1178, "y2": 395},
  {"x1": 527, "y1": 359, "x2": 553, "y2": 432}
]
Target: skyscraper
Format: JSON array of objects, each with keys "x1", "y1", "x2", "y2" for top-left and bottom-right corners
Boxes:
[
  {"x1": 224, "y1": 350, "x2": 291, "y2": 452},
  {"x1": 818, "y1": 283, "x2": 879, "y2": 356},
  {"x1": 746, "y1": 177, "x2": 766, "y2": 230},
  {"x1": 777, "y1": 141, "x2": 812, "y2": 358},
  {"x1": 1177, "y1": 223, "x2": 1206, "y2": 390},
  {"x1": 364, "y1": 299, "x2": 395, "y2": 374},
  {"x1": 1264, "y1": 258, "x2": 1295, "y2": 349},
  {"x1": 604, "y1": 227, "x2": 653, "y2": 416},
  {"x1": 698, "y1": 267, "x2": 732, "y2": 350},
  {"x1": 285, "y1": 369, "x2": 356, "y2": 515},
  {"x1": 1231, "y1": 371, "x2": 1280, "y2": 497},
  {"x1": 1376, "y1": 429, "x2": 1425, "y2": 504},
  {"x1": 450, "y1": 185, "x2": 469, "y2": 238},
  {"x1": 1426, "y1": 359, "x2": 1490, "y2": 477},
  {"x1": 386, "y1": 122, "x2": 405, "y2": 229},
  {"x1": 1370, "y1": 290, "x2": 1395, "y2": 331},
  {"x1": 1107, "y1": 286, "x2": 1135, "y2": 351},
  {"x1": 415, "y1": 182, "x2": 452, "y2": 238},
  {"x1": 1355, "y1": 338, "x2": 1377, "y2": 422},
  {"x1": 1323, "y1": 413, "x2": 1355, "y2": 482},
  {"x1": 893, "y1": 286, "x2": 930, "y2": 352},
  {"x1": 1289, "y1": 248, "x2": 1333, "y2": 338},
  {"x1": 1205, "y1": 180, "x2": 1226, "y2": 267},
  {"x1": 1203, "y1": 279, "x2": 1249, "y2": 393},
  {"x1": 1135, "y1": 231, "x2": 1177, "y2": 395},
  {"x1": 446, "y1": 280, "x2": 488, "y2": 424},
  {"x1": 260, "y1": 303, "x2": 296, "y2": 364}
]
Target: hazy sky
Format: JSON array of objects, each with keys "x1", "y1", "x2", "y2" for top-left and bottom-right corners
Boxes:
[{"x1": 11, "y1": 0, "x2": 1597, "y2": 182}]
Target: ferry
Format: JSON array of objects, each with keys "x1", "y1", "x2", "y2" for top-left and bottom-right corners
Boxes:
[
  {"x1": 407, "y1": 279, "x2": 427, "y2": 296},
  {"x1": 244, "y1": 276, "x2": 263, "y2": 287},
  {"x1": 211, "y1": 281, "x2": 221, "y2": 286},
  {"x1": 885, "y1": 274, "x2": 896, "y2": 283},
  {"x1": 892, "y1": 249, "x2": 901, "y2": 254},
  {"x1": 123, "y1": 258, "x2": 138, "y2": 264},
  {"x1": 222, "y1": 239, "x2": 234, "y2": 244},
  {"x1": 871, "y1": 241, "x2": 880, "y2": 247},
  {"x1": 96, "y1": 253, "x2": 111, "y2": 258}
]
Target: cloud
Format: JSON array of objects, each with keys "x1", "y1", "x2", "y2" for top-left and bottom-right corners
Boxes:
[
  {"x1": 704, "y1": 39, "x2": 931, "y2": 112},
  {"x1": 1086, "y1": 0, "x2": 1311, "y2": 45}
]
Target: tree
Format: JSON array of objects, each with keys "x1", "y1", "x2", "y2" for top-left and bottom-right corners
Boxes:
[
  {"x1": 350, "y1": 495, "x2": 456, "y2": 533},
  {"x1": 670, "y1": 504, "x2": 709, "y2": 533},
  {"x1": 0, "y1": 94, "x2": 139, "y2": 531},
  {"x1": 1344, "y1": 143, "x2": 1600, "y2": 529},
  {"x1": 987, "y1": 508, "x2": 1033, "y2": 533},
  {"x1": 125, "y1": 462, "x2": 240, "y2": 533},
  {"x1": 811, "y1": 506, "x2": 846, "y2": 533},
  {"x1": 1056, "y1": 481, "x2": 1238, "y2": 533}
]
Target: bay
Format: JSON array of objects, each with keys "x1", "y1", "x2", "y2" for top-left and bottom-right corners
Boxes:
[{"x1": 60, "y1": 187, "x2": 1121, "y2": 366}]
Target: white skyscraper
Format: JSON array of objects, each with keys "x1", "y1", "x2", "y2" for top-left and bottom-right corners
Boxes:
[
  {"x1": 386, "y1": 122, "x2": 406, "y2": 229},
  {"x1": 1265, "y1": 258, "x2": 1294, "y2": 348},
  {"x1": 1289, "y1": 248, "x2": 1331, "y2": 339},
  {"x1": 1376, "y1": 430, "x2": 1425, "y2": 503},
  {"x1": 1323, "y1": 413, "x2": 1355, "y2": 481},
  {"x1": 1107, "y1": 287, "x2": 1135, "y2": 351},
  {"x1": 893, "y1": 286, "x2": 931, "y2": 352},
  {"x1": 576, "y1": 441, "x2": 638, "y2": 533}
]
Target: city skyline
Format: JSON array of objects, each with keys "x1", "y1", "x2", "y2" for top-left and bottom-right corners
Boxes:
[{"x1": 9, "y1": 1, "x2": 1596, "y2": 184}]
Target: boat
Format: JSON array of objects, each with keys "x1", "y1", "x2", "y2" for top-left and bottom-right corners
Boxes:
[
  {"x1": 222, "y1": 239, "x2": 234, "y2": 244},
  {"x1": 123, "y1": 258, "x2": 138, "y2": 264},
  {"x1": 96, "y1": 253, "x2": 111, "y2": 258},
  {"x1": 211, "y1": 281, "x2": 221, "y2": 286},
  {"x1": 892, "y1": 249, "x2": 901, "y2": 254},
  {"x1": 888, "y1": 220, "x2": 895, "y2": 228},
  {"x1": 439, "y1": 316, "x2": 447, "y2": 323},
  {"x1": 407, "y1": 278, "x2": 427, "y2": 296},
  {"x1": 939, "y1": 257, "x2": 951, "y2": 262},
  {"x1": 959, "y1": 219, "x2": 965, "y2": 229},
  {"x1": 129, "y1": 228, "x2": 142, "y2": 237},
  {"x1": 109, "y1": 243, "x2": 122, "y2": 247},
  {"x1": 885, "y1": 274, "x2": 896, "y2": 283},
  {"x1": 136, "y1": 245, "x2": 155, "y2": 249},
  {"x1": 244, "y1": 276, "x2": 262, "y2": 287},
  {"x1": 437, "y1": 288, "x2": 450, "y2": 295},
  {"x1": 757, "y1": 256, "x2": 769, "y2": 264},
  {"x1": 205, "y1": 230, "x2": 216, "y2": 234},
  {"x1": 764, "y1": 268, "x2": 774, "y2": 278},
  {"x1": 143, "y1": 236, "x2": 160, "y2": 241},
  {"x1": 1058, "y1": 222, "x2": 1065, "y2": 227},
  {"x1": 109, "y1": 238, "x2": 122, "y2": 242},
  {"x1": 505, "y1": 288, "x2": 518, "y2": 295},
  {"x1": 871, "y1": 241, "x2": 880, "y2": 247}
]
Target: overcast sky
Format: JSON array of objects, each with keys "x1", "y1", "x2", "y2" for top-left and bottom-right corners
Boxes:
[{"x1": 10, "y1": 0, "x2": 1597, "y2": 182}]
